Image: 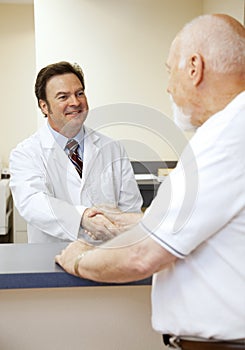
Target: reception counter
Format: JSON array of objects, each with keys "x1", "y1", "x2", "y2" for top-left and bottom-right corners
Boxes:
[
  {"x1": 0, "y1": 242, "x2": 152, "y2": 289},
  {"x1": 0, "y1": 243, "x2": 165, "y2": 350}
]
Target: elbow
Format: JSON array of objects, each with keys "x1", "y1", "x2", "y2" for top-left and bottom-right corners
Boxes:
[
  {"x1": 127, "y1": 247, "x2": 177, "y2": 279},
  {"x1": 127, "y1": 253, "x2": 155, "y2": 280}
]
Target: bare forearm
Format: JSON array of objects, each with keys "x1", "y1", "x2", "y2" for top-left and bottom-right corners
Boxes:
[
  {"x1": 75, "y1": 226, "x2": 177, "y2": 283},
  {"x1": 77, "y1": 247, "x2": 144, "y2": 283},
  {"x1": 55, "y1": 224, "x2": 177, "y2": 283}
]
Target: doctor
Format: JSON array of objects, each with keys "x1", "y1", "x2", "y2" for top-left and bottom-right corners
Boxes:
[{"x1": 9, "y1": 61, "x2": 142, "y2": 243}]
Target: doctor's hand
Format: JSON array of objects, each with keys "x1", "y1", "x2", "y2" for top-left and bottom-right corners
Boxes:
[
  {"x1": 93, "y1": 205, "x2": 144, "y2": 231},
  {"x1": 81, "y1": 207, "x2": 121, "y2": 241}
]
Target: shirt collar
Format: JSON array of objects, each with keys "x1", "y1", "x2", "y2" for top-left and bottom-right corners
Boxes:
[
  {"x1": 196, "y1": 90, "x2": 245, "y2": 135},
  {"x1": 47, "y1": 122, "x2": 85, "y2": 151}
]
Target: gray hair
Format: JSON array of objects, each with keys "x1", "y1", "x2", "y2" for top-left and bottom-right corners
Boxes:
[{"x1": 178, "y1": 14, "x2": 245, "y2": 74}]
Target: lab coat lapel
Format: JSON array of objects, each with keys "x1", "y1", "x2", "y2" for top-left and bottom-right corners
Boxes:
[
  {"x1": 39, "y1": 124, "x2": 82, "y2": 191},
  {"x1": 82, "y1": 127, "x2": 100, "y2": 182}
]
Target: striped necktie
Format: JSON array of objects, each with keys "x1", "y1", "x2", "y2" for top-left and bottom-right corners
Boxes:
[{"x1": 66, "y1": 139, "x2": 83, "y2": 178}]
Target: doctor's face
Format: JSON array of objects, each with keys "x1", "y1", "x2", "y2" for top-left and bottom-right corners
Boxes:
[{"x1": 39, "y1": 73, "x2": 89, "y2": 137}]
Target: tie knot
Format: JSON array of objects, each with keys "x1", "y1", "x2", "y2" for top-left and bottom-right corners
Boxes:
[{"x1": 66, "y1": 139, "x2": 79, "y2": 153}]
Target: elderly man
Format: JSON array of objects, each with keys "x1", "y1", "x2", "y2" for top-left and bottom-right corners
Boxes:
[{"x1": 56, "y1": 14, "x2": 245, "y2": 349}]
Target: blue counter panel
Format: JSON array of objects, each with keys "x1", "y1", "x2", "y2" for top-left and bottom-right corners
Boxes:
[{"x1": 0, "y1": 243, "x2": 152, "y2": 290}]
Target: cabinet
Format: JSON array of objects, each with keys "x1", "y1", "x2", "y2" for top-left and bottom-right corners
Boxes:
[
  {"x1": 13, "y1": 207, "x2": 27, "y2": 243},
  {"x1": 0, "y1": 179, "x2": 13, "y2": 243}
]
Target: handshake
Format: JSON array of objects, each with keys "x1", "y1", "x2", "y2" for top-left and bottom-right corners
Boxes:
[
  {"x1": 55, "y1": 206, "x2": 144, "y2": 278},
  {"x1": 81, "y1": 205, "x2": 143, "y2": 243}
]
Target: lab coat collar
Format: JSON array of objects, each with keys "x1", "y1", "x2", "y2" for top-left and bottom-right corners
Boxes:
[
  {"x1": 38, "y1": 122, "x2": 100, "y2": 150},
  {"x1": 38, "y1": 122, "x2": 101, "y2": 187},
  {"x1": 46, "y1": 122, "x2": 85, "y2": 153},
  {"x1": 39, "y1": 121, "x2": 60, "y2": 149},
  {"x1": 82, "y1": 126, "x2": 100, "y2": 180},
  {"x1": 38, "y1": 122, "x2": 81, "y2": 184}
]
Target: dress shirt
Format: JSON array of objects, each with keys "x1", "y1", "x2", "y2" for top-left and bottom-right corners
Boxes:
[{"x1": 47, "y1": 122, "x2": 84, "y2": 159}]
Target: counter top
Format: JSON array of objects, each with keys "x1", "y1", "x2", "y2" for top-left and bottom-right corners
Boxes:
[{"x1": 0, "y1": 243, "x2": 152, "y2": 289}]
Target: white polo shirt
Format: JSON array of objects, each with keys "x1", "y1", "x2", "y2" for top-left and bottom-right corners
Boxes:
[{"x1": 140, "y1": 91, "x2": 245, "y2": 340}]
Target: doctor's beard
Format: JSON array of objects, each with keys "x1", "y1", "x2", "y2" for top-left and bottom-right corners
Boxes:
[{"x1": 169, "y1": 95, "x2": 197, "y2": 132}]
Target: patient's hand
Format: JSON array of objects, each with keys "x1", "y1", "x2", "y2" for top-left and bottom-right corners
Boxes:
[{"x1": 55, "y1": 240, "x2": 93, "y2": 276}]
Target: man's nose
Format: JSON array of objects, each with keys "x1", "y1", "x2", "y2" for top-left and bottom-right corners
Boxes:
[{"x1": 69, "y1": 94, "x2": 80, "y2": 105}]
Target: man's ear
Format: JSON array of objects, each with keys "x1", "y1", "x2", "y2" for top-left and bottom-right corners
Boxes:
[
  {"x1": 39, "y1": 99, "x2": 49, "y2": 115},
  {"x1": 188, "y1": 53, "x2": 204, "y2": 86}
]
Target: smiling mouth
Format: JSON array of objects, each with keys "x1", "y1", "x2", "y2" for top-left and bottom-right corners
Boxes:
[{"x1": 65, "y1": 109, "x2": 83, "y2": 117}]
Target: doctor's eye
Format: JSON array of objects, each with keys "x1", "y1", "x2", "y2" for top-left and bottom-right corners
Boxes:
[
  {"x1": 76, "y1": 90, "x2": 85, "y2": 98},
  {"x1": 58, "y1": 95, "x2": 68, "y2": 101}
]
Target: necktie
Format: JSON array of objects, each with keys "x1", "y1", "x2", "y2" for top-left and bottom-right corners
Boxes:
[{"x1": 66, "y1": 139, "x2": 83, "y2": 178}]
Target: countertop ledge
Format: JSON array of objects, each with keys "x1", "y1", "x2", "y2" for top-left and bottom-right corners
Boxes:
[{"x1": 0, "y1": 243, "x2": 152, "y2": 290}]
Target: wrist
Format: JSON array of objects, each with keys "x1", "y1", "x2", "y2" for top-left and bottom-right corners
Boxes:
[
  {"x1": 80, "y1": 207, "x2": 89, "y2": 229},
  {"x1": 74, "y1": 252, "x2": 88, "y2": 277}
]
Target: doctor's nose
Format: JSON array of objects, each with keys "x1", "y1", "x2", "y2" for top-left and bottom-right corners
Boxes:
[{"x1": 68, "y1": 94, "x2": 80, "y2": 106}]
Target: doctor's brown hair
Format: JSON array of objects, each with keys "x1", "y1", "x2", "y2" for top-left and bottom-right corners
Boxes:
[{"x1": 35, "y1": 61, "x2": 85, "y2": 117}]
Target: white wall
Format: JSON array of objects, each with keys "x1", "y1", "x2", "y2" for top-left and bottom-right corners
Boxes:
[
  {"x1": 203, "y1": 0, "x2": 244, "y2": 23},
  {"x1": 0, "y1": 4, "x2": 36, "y2": 168},
  {"x1": 34, "y1": 0, "x2": 203, "y2": 161},
  {"x1": 0, "y1": 0, "x2": 244, "y2": 166},
  {"x1": 33, "y1": 0, "x2": 245, "y2": 161},
  {"x1": 34, "y1": 0, "x2": 202, "y2": 113}
]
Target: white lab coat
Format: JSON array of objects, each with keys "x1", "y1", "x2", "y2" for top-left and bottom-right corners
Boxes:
[{"x1": 9, "y1": 123, "x2": 142, "y2": 243}]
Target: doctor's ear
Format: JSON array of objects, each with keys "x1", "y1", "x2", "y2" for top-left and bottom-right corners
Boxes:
[{"x1": 39, "y1": 99, "x2": 49, "y2": 116}]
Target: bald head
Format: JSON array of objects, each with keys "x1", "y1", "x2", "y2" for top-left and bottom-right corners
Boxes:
[
  {"x1": 174, "y1": 14, "x2": 245, "y2": 75},
  {"x1": 166, "y1": 14, "x2": 245, "y2": 128}
]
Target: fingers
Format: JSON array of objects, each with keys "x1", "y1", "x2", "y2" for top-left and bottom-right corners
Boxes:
[
  {"x1": 55, "y1": 239, "x2": 95, "y2": 276},
  {"x1": 82, "y1": 207, "x2": 136, "y2": 242},
  {"x1": 93, "y1": 205, "x2": 123, "y2": 224},
  {"x1": 86, "y1": 220, "x2": 120, "y2": 241},
  {"x1": 55, "y1": 253, "x2": 65, "y2": 266},
  {"x1": 87, "y1": 207, "x2": 104, "y2": 218},
  {"x1": 89, "y1": 228, "x2": 115, "y2": 241}
]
